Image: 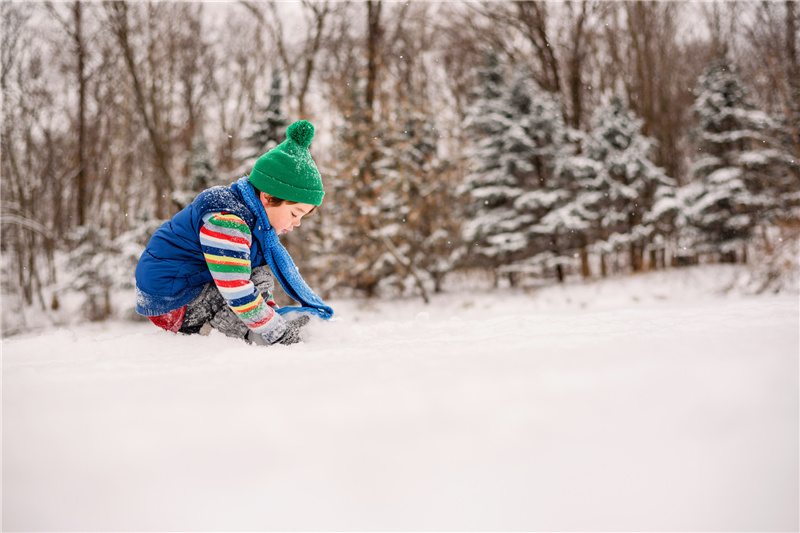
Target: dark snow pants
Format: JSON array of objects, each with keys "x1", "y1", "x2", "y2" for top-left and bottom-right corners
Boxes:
[{"x1": 178, "y1": 265, "x2": 275, "y2": 339}]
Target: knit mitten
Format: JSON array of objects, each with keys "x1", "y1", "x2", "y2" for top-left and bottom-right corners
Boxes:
[
  {"x1": 250, "y1": 265, "x2": 275, "y2": 296},
  {"x1": 246, "y1": 315, "x2": 309, "y2": 346}
]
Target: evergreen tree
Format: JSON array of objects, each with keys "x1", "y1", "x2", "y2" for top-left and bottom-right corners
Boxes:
[
  {"x1": 319, "y1": 100, "x2": 459, "y2": 299},
  {"x1": 460, "y1": 59, "x2": 567, "y2": 283},
  {"x1": 645, "y1": 179, "x2": 683, "y2": 269},
  {"x1": 537, "y1": 149, "x2": 605, "y2": 280},
  {"x1": 686, "y1": 56, "x2": 798, "y2": 262},
  {"x1": 583, "y1": 95, "x2": 674, "y2": 272},
  {"x1": 231, "y1": 69, "x2": 290, "y2": 180},
  {"x1": 460, "y1": 54, "x2": 518, "y2": 276},
  {"x1": 372, "y1": 108, "x2": 461, "y2": 298},
  {"x1": 540, "y1": 95, "x2": 673, "y2": 277},
  {"x1": 509, "y1": 78, "x2": 573, "y2": 281},
  {"x1": 315, "y1": 97, "x2": 385, "y2": 297},
  {"x1": 246, "y1": 69, "x2": 290, "y2": 157},
  {"x1": 63, "y1": 226, "x2": 118, "y2": 321}
]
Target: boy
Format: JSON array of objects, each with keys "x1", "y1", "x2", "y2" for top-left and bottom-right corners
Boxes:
[{"x1": 135, "y1": 120, "x2": 333, "y2": 346}]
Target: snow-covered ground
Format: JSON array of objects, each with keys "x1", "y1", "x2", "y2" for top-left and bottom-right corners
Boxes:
[{"x1": 3, "y1": 266, "x2": 798, "y2": 531}]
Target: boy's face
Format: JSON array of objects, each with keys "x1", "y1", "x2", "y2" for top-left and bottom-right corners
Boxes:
[{"x1": 260, "y1": 193, "x2": 315, "y2": 235}]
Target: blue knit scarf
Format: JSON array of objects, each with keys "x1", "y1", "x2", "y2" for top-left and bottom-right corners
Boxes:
[{"x1": 232, "y1": 177, "x2": 333, "y2": 320}]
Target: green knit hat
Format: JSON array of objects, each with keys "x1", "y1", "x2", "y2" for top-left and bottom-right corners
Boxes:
[{"x1": 248, "y1": 120, "x2": 324, "y2": 206}]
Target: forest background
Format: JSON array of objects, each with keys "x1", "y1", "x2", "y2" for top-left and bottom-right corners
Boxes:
[{"x1": 2, "y1": 0, "x2": 799, "y2": 335}]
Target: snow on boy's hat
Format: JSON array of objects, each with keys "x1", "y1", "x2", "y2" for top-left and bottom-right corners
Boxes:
[{"x1": 248, "y1": 120, "x2": 324, "y2": 206}]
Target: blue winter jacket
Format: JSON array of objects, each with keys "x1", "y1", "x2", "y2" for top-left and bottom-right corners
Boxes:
[{"x1": 135, "y1": 182, "x2": 267, "y2": 317}]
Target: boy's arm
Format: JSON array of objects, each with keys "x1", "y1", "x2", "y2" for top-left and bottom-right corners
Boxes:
[{"x1": 199, "y1": 212, "x2": 288, "y2": 344}]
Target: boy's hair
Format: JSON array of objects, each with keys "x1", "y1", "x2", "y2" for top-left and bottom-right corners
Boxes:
[{"x1": 251, "y1": 183, "x2": 316, "y2": 215}]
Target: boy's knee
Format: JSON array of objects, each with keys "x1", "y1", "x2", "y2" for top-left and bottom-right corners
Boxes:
[
  {"x1": 180, "y1": 282, "x2": 227, "y2": 333},
  {"x1": 209, "y1": 305, "x2": 249, "y2": 339}
]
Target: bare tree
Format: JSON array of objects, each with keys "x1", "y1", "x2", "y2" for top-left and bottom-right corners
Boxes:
[
  {"x1": 622, "y1": 1, "x2": 697, "y2": 180},
  {"x1": 240, "y1": 0, "x2": 332, "y2": 119},
  {"x1": 207, "y1": 7, "x2": 266, "y2": 174},
  {"x1": 172, "y1": 4, "x2": 212, "y2": 181},
  {"x1": 468, "y1": 2, "x2": 561, "y2": 94},
  {"x1": 1, "y1": 2, "x2": 59, "y2": 315},
  {"x1": 561, "y1": 0, "x2": 599, "y2": 129},
  {"x1": 741, "y1": 0, "x2": 800, "y2": 167},
  {"x1": 45, "y1": 1, "x2": 91, "y2": 226},
  {"x1": 103, "y1": 1, "x2": 174, "y2": 219}
]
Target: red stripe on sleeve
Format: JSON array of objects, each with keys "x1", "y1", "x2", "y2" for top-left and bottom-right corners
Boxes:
[
  {"x1": 214, "y1": 279, "x2": 251, "y2": 288},
  {"x1": 250, "y1": 309, "x2": 276, "y2": 329},
  {"x1": 200, "y1": 226, "x2": 250, "y2": 246}
]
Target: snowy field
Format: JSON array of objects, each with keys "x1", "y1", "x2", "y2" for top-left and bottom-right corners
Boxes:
[{"x1": 3, "y1": 266, "x2": 799, "y2": 531}]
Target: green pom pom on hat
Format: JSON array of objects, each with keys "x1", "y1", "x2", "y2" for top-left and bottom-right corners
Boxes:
[
  {"x1": 287, "y1": 120, "x2": 314, "y2": 148},
  {"x1": 248, "y1": 119, "x2": 324, "y2": 206}
]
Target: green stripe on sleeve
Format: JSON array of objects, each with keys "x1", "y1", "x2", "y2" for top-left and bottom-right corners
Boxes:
[
  {"x1": 209, "y1": 215, "x2": 252, "y2": 235},
  {"x1": 239, "y1": 305, "x2": 267, "y2": 320},
  {"x1": 207, "y1": 263, "x2": 251, "y2": 275}
]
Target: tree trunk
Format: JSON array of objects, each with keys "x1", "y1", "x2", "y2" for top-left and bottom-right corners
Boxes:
[
  {"x1": 786, "y1": 0, "x2": 800, "y2": 164},
  {"x1": 74, "y1": 0, "x2": 87, "y2": 226},
  {"x1": 516, "y1": 2, "x2": 561, "y2": 94},
  {"x1": 630, "y1": 243, "x2": 644, "y2": 272},
  {"x1": 433, "y1": 271, "x2": 444, "y2": 294},
  {"x1": 580, "y1": 234, "x2": 591, "y2": 279},
  {"x1": 567, "y1": 1, "x2": 588, "y2": 129},
  {"x1": 555, "y1": 264, "x2": 564, "y2": 283},
  {"x1": 508, "y1": 272, "x2": 518, "y2": 288},
  {"x1": 297, "y1": 1, "x2": 330, "y2": 119},
  {"x1": 358, "y1": 0, "x2": 381, "y2": 191},
  {"x1": 366, "y1": 0, "x2": 381, "y2": 121}
]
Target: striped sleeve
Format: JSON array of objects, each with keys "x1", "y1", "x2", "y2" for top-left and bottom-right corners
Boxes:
[{"x1": 199, "y1": 212, "x2": 287, "y2": 344}]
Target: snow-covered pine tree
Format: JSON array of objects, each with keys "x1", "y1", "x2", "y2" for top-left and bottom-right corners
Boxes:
[
  {"x1": 508, "y1": 77, "x2": 572, "y2": 281},
  {"x1": 63, "y1": 226, "x2": 121, "y2": 321},
  {"x1": 685, "y1": 56, "x2": 798, "y2": 262},
  {"x1": 230, "y1": 69, "x2": 290, "y2": 180},
  {"x1": 533, "y1": 147, "x2": 602, "y2": 280},
  {"x1": 645, "y1": 179, "x2": 683, "y2": 269},
  {"x1": 583, "y1": 95, "x2": 675, "y2": 272},
  {"x1": 461, "y1": 58, "x2": 557, "y2": 284},
  {"x1": 316, "y1": 99, "x2": 387, "y2": 297},
  {"x1": 371, "y1": 107, "x2": 461, "y2": 298},
  {"x1": 63, "y1": 217, "x2": 163, "y2": 322},
  {"x1": 318, "y1": 99, "x2": 459, "y2": 300},
  {"x1": 247, "y1": 69, "x2": 289, "y2": 157},
  {"x1": 537, "y1": 95, "x2": 673, "y2": 278},
  {"x1": 460, "y1": 54, "x2": 516, "y2": 279}
]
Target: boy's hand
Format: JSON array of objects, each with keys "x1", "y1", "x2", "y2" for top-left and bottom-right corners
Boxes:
[{"x1": 277, "y1": 315, "x2": 311, "y2": 345}]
